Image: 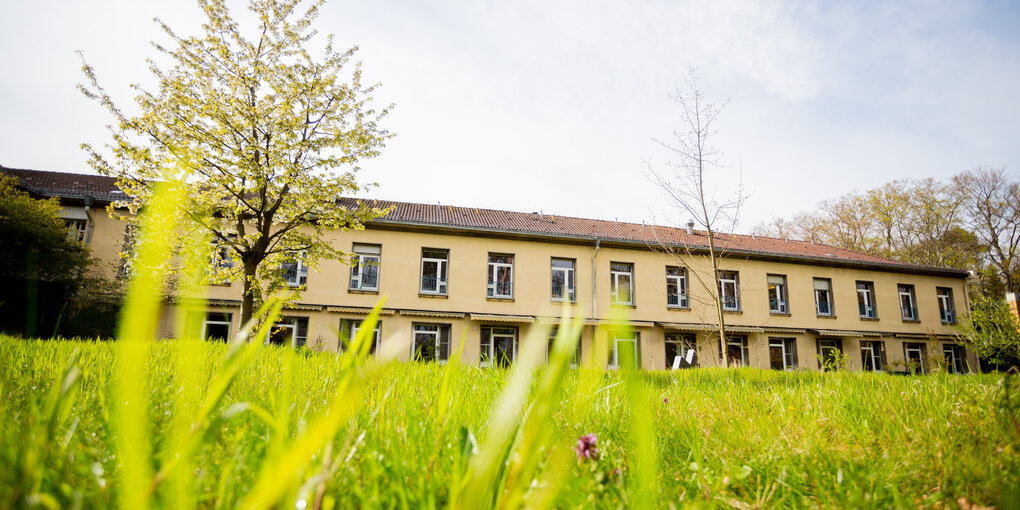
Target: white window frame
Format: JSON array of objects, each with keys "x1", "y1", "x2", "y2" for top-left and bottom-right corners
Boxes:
[
  {"x1": 904, "y1": 342, "x2": 925, "y2": 373},
  {"x1": 768, "y1": 338, "x2": 796, "y2": 371},
  {"x1": 480, "y1": 326, "x2": 517, "y2": 367},
  {"x1": 857, "y1": 281, "x2": 876, "y2": 318},
  {"x1": 767, "y1": 274, "x2": 787, "y2": 314},
  {"x1": 719, "y1": 271, "x2": 740, "y2": 311},
  {"x1": 349, "y1": 320, "x2": 382, "y2": 354},
  {"x1": 350, "y1": 244, "x2": 381, "y2": 291},
  {"x1": 665, "y1": 334, "x2": 696, "y2": 369},
  {"x1": 546, "y1": 330, "x2": 582, "y2": 368},
  {"x1": 282, "y1": 252, "x2": 308, "y2": 288},
  {"x1": 937, "y1": 288, "x2": 955, "y2": 323},
  {"x1": 610, "y1": 332, "x2": 639, "y2": 370},
  {"x1": 64, "y1": 218, "x2": 88, "y2": 244},
  {"x1": 611, "y1": 263, "x2": 634, "y2": 305},
  {"x1": 666, "y1": 267, "x2": 688, "y2": 309},
  {"x1": 202, "y1": 313, "x2": 232, "y2": 341},
  {"x1": 411, "y1": 324, "x2": 449, "y2": 365},
  {"x1": 550, "y1": 258, "x2": 576, "y2": 302},
  {"x1": 420, "y1": 249, "x2": 449, "y2": 295},
  {"x1": 726, "y1": 337, "x2": 748, "y2": 367},
  {"x1": 860, "y1": 341, "x2": 881, "y2": 371},
  {"x1": 943, "y1": 343, "x2": 965, "y2": 374},
  {"x1": 814, "y1": 278, "x2": 833, "y2": 316},
  {"x1": 487, "y1": 254, "x2": 514, "y2": 298},
  {"x1": 899, "y1": 284, "x2": 917, "y2": 320}
]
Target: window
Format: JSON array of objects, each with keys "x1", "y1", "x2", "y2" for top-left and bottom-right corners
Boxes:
[
  {"x1": 898, "y1": 284, "x2": 918, "y2": 320},
  {"x1": 856, "y1": 281, "x2": 876, "y2": 319},
  {"x1": 767, "y1": 274, "x2": 788, "y2": 314},
  {"x1": 350, "y1": 243, "x2": 381, "y2": 291},
  {"x1": 937, "y1": 287, "x2": 956, "y2": 324},
  {"x1": 768, "y1": 338, "x2": 798, "y2": 370},
  {"x1": 211, "y1": 236, "x2": 234, "y2": 271},
  {"x1": 340, "y1": 319, "x2": 381, "y2": 355},
  {"x1": 420, "y1": 248, "x2": 449, "y2": 295},
  {"x1": 942, "y1": 343, "x2": 966, "y2": 374},
  {"x1": 814, "y1": 278, "x2": 834, "y2": 316},
  {"x1": 282, "y1": 252, "x2": 308, "y2": 288},
  {"x1": 718, "y1": 271, "x2": 740, "y2": 311},
  {"x1": 547, "y1": 328, "x2": 582, "y2": 367},
  {"x1": 666, "y1": 267, "x2": 688, "y2": 308},
  {"x1": 860, "y1": 340, "x2": 885, "y2": 371},
  {"x1": 184, "y1": 311, "x2": 232, "y2": 341},
  {"x1": 118, "y1": 225, "x2": 137, "y2": 279},
  {"x1": 610, "y1": 262, "x2": 634, "y2": 305},
  {"x1": 551, "y1": 258, "x2": 576, "y2": 302},
  {"x1": 64, "y1": 219, "x2": 87, "y2": 244},
  {"x1": 816, "y1": 338, "x2": 843, "y2": 371},
  {"x1": 480, "y1": 326, "x2": 518, "y2": 367},
  {"x1": 269, "y1": 317, "x2": 309, "y2": 347},
  {"x1": 412, "y1": 324, "x2": 451, "y2": 363},
  {"x1": 665, "y1": 334, "x2": 697, "y2": 369},
  {"x1": 610, "y1": 331, "x2": 640, "y2": 369},
  {"x1": 487, "y1": 254, "x2": 513, "y2": 298},
  {"x1": 903, "y1": 342, "x2": 927, "y2": 374},
  {"x1": 718, "y1": 335, "x2": 749, "y2": 366}
]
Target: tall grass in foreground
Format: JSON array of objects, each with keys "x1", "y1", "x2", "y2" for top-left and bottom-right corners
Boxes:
[{"x1": 1, "y1": 184, "x2": 1019, "y2": 508}]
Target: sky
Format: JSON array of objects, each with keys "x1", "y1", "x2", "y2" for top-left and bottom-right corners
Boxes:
[{"x1": 2, "y1": 0, "x2": 1018, "y2": 233}]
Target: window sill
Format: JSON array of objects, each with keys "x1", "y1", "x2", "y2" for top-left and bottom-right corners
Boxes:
[
  {"x1": 667, "y1": 306, "x2": 690, "y2": 311},
  {"x1": 487, "y1": 297, "x2": 515, "y2": 303},
  {"x1": 941, "y1": 321, "x2": 956, "y2": 325},
  {"x1": 611, "y1": 303, "x2": 637, "y2": 309},
  {"x1": 349, "y1": 289, "x2": 379, "y2": 295},
  {"x1": 723, "y1": 309, "x2": 742, "y2": 315},
  {"x1": 859, "y1": 317, "x2": 879, "y2": 322},
  {"x1": 901, "y1": 319, "x2": 920, "y2": 324},
  {"x1": 419, "y1": 293, "x2": 448, "y2": 299},
  {"x1": 286, "y1": 285, "x2": 307, "y2": 291},
  {"x1": 816, "y1": 314, "x2": 837, "y2": 319},
  {"x1": 769, "y1": 312, "x2": 791, "y2": 317},
  {"x1": 552, "y1": 300, "x2": 577, "y2": 306}
]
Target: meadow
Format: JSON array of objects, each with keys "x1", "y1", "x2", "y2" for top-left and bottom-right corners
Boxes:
[{"x1": 2, "y1": 331, "x2": 1018, "y2": 509}]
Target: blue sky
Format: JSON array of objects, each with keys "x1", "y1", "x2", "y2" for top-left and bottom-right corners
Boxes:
[{"x1": 1, "y1": 0, "x2": 1018, "y2": 232}]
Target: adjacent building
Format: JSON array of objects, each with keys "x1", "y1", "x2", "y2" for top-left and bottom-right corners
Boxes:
[{"x1": 3, "y1": 166, "x2": 976, "y2": 373}]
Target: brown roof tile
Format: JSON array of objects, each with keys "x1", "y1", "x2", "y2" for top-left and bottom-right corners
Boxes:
[{"x1": 1, "y1": 166, "x2": 124, "y2": 201}]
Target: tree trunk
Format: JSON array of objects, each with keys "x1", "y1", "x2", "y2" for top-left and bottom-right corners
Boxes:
[
  {"x1": 706, "y1": 233, "x2": 728, "y2": 367},
  {"x1": 239, "y1": 259, "x2": 258, "y2": 328}
]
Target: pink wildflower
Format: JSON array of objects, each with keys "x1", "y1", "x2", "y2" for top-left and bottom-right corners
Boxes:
[{"x1": 575, "y1": 433, "x2": 599, "y2": 461}]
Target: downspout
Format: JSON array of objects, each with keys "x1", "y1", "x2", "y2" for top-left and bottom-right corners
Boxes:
[
  {"x1": 83, "y1": 196, "x2": 95, "y2": 245},
  {"x1": 591, "y1": 238, "x2": 600, "y2": 319}
]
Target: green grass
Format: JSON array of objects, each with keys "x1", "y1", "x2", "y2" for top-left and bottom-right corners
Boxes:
[{"x1": 2, "y1": 336, "x2": 1018, "y2": 509}]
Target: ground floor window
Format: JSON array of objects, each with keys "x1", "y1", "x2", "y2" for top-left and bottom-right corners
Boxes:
[
  {"x1": 481, "y1": 326, "x2": 518, "y2": 367},
  {"x1": 610, "y1": 332, "x2": 640, "y2": 370},
  {"x1": 815, "y1": 338, "x2": 844, "y2": 371},
  {"x1": 903, "y1": 342, "x2": 928, "y2": 374},
  {"x1": 717, "y1": 335, "x2": 749, "y2": 367},
  {"x1": 665, "y1": 334, "x2": 697, "y2": 369},
  {"x1": 413, "y1": 323, "x2": 451, "y2": 363},
  {"x1": 942, "y1": 343, "x2": 967, "y2": 374},
  {"x1": 184, "y1": 311, "x2": 232, "y2": 341},
  {"x1": 340, "y1": 319, "x2": 382, "y2": 355},
  {"x1": 860, "y1": 340, "x2": 885, "y2": 371},
  {"x1": 546, "y1": 327, "x2": 582, "y2": 367},
  {"x1": 768, "y1": 337, "x2": 798, "y2": 370},
  {"x1": 269, "y1": 317, "x2": 309, "y2": 347}
]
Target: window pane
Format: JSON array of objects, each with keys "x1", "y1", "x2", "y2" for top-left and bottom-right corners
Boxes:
[{"x1": 353, "y1": 243, "x2": 381, "y2": 255}]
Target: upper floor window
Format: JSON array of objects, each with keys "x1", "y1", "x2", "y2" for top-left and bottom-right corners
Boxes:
[
  {"x1": 665, "y1": 333, "x2": 696, "y2": 369},
  {"x1": 487, "y1": 254, "x2": 514, "y2": 298},
  {"x1": 551, "y1": 258, "x2": 576, "y2": 302},
  {"x1": 937, "y1": 287, "x2": 955, "y2": 324},
  {"x1": 813, "y1": 278, "x2": 834, "y2": 316},
  {"x1": 860, "y1": 340, "x2": 884, "y2": 371},
  {"x1": 610, "y1": 262, "x2": 634, "y2": 305},
  {"x1": 767, "y1": 274, "x2": 788, "y2": 314},
  {"x1": 349, "y1": 243, "x2": 380, "y2": 291},
  {"x1": 718, "y1": 271, "x2": 740, "y2": 311},
  {"x1": 412, "y1": 323, "x2": 450, "y2": 364},
  {"x1": 64, "y1": 219, "x2": 87, "y2": 244},
  {"x1": 211, "y1": 236, "x2": 234, "y2": 270},
  {"x1": 666, "y1": 266, "x2": 688, "y2": 308},
  {"x1": 856, "y1": 281, "x2": 876, "y2": 318},
  {"x1": 898, "y1": 284, "x2": 918, "y2": 321},
  {"x1": 282, "y1": 252, "x2": 308, "y2": 288},
  {"x1": 420, "y1": 248, "x2": 449, "y2": 295}
]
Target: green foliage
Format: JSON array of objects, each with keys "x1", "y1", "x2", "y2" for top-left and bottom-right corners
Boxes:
[
  {"x1": 955, "y1": 297, "x2": 1020, "y2": 368},
  {"x1": 78, "y1": 0, "x2": 393, "y2": 322}
]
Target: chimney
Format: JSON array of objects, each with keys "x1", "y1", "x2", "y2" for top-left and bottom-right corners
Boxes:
[{"x1": 686, "y1": 219, "x2": 695, "y2": 235}]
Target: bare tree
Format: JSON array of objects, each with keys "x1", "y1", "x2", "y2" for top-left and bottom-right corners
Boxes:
[
  {"x1": 646, "y1": 68, "x2": 746, "y2": 366},
  {"x1": 955, "y1": 167, "x2": 1020, "y2": 292}
]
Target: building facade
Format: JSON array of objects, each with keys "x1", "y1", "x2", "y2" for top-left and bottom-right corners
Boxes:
[{"x1": 4, "y1": 166, "x2": 976, "y2": 373}]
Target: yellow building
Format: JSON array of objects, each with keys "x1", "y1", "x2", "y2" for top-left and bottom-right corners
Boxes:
[{"x1": 4, "y1": 166, "x2": 976, "y2": 373}]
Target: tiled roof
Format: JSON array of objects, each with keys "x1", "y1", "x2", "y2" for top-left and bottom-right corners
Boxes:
[
  {"x1": 0, "y1": 167, "x2": 966, "y2": 276},
  {"x1": 1, "y1": 166, "x2": 125, "y2": 201},
  {"x1": 347, "y1": 198, "x2": 968, "y2": 276}
]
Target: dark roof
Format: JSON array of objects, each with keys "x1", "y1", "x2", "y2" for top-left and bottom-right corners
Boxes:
[
  {"x1": 1, "y1": 167, "x2": 967, "y2": 277},
  {"x1": 1, "y1": 166, "x2": 125, "y2": 201}
]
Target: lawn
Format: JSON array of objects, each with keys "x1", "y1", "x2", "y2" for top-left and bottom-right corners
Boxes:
[{"x1": 1, "y1": 334, "x2": 1018, "y2": 509}]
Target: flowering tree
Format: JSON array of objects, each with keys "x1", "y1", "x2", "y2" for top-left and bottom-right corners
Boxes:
[{"x1": 79, "y1": 0, "x2": 392, "y2": 324}]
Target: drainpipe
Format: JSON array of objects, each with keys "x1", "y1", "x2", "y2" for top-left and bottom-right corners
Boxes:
[
  {"x1": 591, "y1": 238, "x2": 600, "y2": 319},
  {"x1": 83, "y1": 196, "x2": 95, "y2": 245}
]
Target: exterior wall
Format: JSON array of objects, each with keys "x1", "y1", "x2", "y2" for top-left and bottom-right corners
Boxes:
[{"x1": 78, "y1": 206, "x2": 973, "y2": 372}]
